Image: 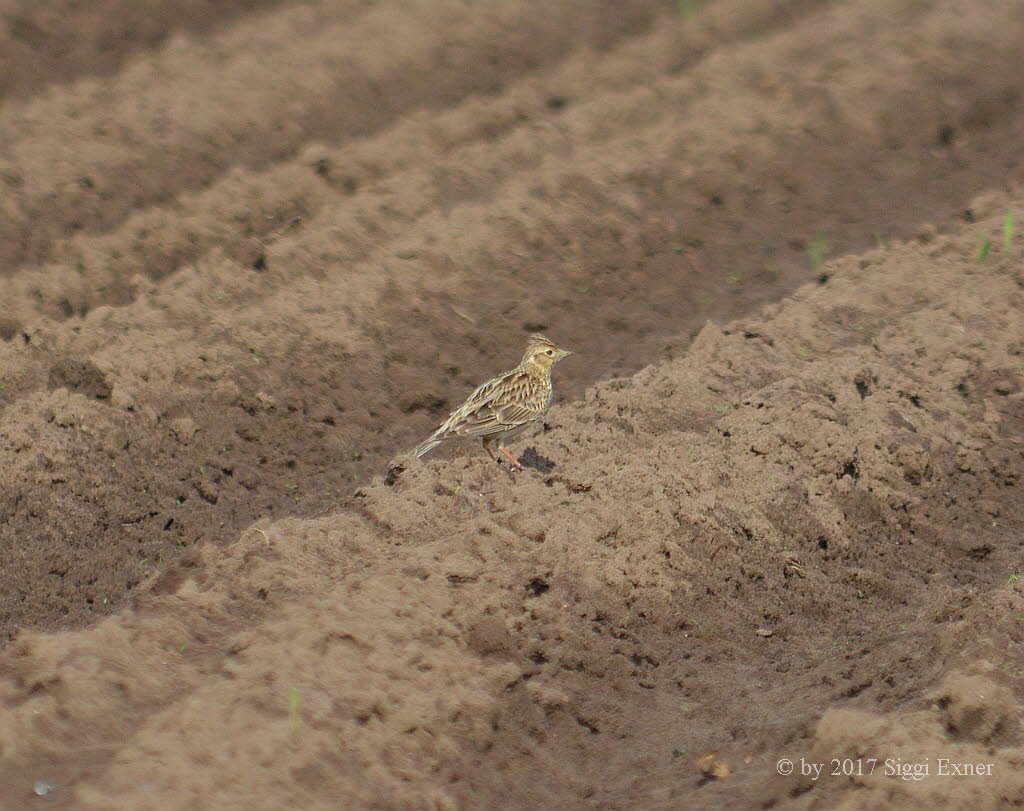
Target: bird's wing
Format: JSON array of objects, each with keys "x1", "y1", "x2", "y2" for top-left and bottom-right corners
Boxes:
[{"x1": 448, "y1": 371, "x2": 546, "y2": 438}]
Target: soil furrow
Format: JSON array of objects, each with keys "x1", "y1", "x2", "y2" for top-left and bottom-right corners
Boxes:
[
  {"x1": 1, "y1": 2, "x2": 1023, "y2": 806},
  {"x1": 0, "y1": 0, "x2": 290, "y2": 101},
  {"x1": 0, "y1": 0, "x2": 671, "y2": 269},
  {"x1": 1, "y1": 0, "x2": 1023, "y2": 647},
  {"x1": 4, "y1": 0, "x2": 1024, "y2": 355},
  {"x1": 0, "y1": 0, "x2": 823, "y2": 334},
  {"x1": 0, "y1": 188, "x2": 1020, "y2": 809}
]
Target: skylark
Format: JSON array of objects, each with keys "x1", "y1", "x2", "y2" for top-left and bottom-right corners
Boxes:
[{"x1": 411, "y1": 334, "x2": 573, "y2": 470}]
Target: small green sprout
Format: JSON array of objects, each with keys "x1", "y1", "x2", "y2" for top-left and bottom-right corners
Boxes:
[
  {"x1": 288, "y1": 685, "x2": 301, "y2": 737},
  {"x1": 677, "y1": 0, "x2": 699, "y2": 18},
  {"x1": 976, "y1": 237, "x2": 992, "y2": 264},
  {"x1": 807, "y1": 232, "x2": 828, "y2": 271}
]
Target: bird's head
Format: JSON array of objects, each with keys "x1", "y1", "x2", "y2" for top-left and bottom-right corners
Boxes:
[{"x1": 521, "y1": 333, "x2": 573, "y2": 373}]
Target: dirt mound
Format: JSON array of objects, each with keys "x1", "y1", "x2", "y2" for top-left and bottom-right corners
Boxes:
[
  {"x1": 0, "y1": 0, "x2": 287, "y2": 102},
  {"x1": 1, "y1": 192, "x2": 1021, "y2": 807},
  {"x1": 1, "y1": 0, "x2": 1023, "y2": 807},
  {"x1": 3, "y1": 0, "x2": 1024, "y2": 645}
]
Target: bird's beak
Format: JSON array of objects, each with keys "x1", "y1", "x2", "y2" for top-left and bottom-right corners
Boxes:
[{"x1": 559, "y1": 348, "x2": 574, "y2": 359}]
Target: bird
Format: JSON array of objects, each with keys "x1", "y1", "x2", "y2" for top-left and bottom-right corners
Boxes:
[{"x1": 410, "y1": 334, "x2": 573, "y2": 470}]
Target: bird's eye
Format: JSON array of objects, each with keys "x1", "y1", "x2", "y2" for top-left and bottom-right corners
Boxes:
[{"x1": 545, "y1": 349, "x2": 553, "y2": 356}]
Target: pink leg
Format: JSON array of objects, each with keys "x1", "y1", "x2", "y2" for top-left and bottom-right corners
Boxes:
[{"x1": 500, "y1": 447, "x2": 523, "y2": 471}]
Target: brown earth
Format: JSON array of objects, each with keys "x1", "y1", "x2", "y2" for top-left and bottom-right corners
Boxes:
[{"x1": 0, "y1": 0, "x2": 1023, "y2": 808}]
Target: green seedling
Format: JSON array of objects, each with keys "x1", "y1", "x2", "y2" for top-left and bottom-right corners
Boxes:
[
  {"x1": 807, "y1": 232, "x2": 828, "y2": 271},
  {"x1": 1009, "y1": 573, "x2": 1022, "y2": 585},
  {"x1": 288, "y1": 685, "x2": 301, "y2": 737},
  {"x1": 677, "y1": 0, "x2": 699, "y2": 18},
  {"x1": 976, "y1": 237, "x2": 992, "y2": 264}
]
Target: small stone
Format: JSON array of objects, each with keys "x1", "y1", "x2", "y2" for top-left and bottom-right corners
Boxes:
[
  {"x1": 33, "y1": 780, "x2": 55, "y2": 797},
  {"x1": 696, "y1": 752, "x2": 731, "y2": 780}
]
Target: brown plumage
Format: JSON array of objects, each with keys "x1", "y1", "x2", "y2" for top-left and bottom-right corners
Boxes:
[{"x1": 411, "y1": 334, "x2": 573, "y2": 469}]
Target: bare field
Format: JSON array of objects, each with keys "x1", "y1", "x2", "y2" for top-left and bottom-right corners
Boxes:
[{"x1": 0, "y1": 1, "x2": 1022, "y2": 807}]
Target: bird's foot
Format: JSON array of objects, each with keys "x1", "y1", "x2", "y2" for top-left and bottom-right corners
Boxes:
[{"x1": 500, "y1": 448, "x2": 524, "y2": 471}]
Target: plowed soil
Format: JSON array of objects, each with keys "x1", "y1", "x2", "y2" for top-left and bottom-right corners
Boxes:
[{"x1": 0, "y1": 0, "x2": 1022, "y2": 808}]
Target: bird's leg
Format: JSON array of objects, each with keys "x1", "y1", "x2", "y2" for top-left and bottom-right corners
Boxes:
[
  {"x1": 482, "y1": 439, "x2": 498, "y2": 462},
  {"x1": 500, "y1": 447, "x2": 523, "y2": 471}
]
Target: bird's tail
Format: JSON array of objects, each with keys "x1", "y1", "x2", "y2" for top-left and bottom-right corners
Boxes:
[{"x1": 411, "y1": 432, "x2": 444, "y2": 459}]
